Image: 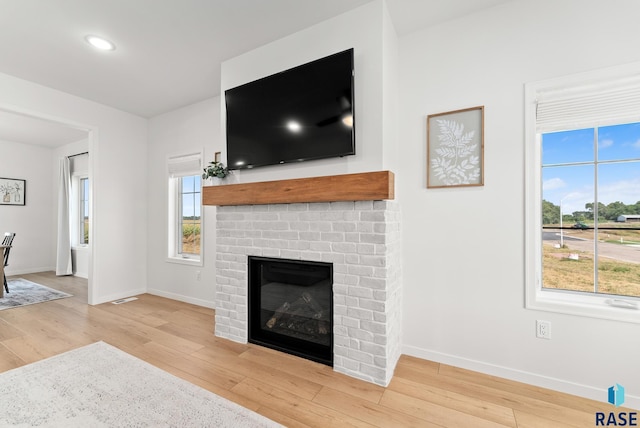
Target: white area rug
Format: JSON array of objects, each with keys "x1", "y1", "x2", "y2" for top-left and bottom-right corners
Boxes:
[
  {"x1": 0, "y1": 278, "x2": 72, "y2": 310},
  {"x1": 0, "y1": 342, "x2": 282, "y2": 427}
]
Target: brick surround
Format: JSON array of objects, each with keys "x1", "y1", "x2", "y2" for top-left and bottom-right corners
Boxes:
[{"x1": 214, "y1": 200, "x2": 402, "y2": 386}]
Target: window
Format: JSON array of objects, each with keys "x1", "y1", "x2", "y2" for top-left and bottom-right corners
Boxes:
[
  {"x1": 70, "y1": 174, "x2": 89, "y2": 247},
  {"x1": 69, "y1": 153, "x2": 90, "y2": 248},
  {"x1": 177, "y1": 175, "x2": 202, "y2": 257},
  {"x1": 525, "y1": 63, "x2": 640, "y2": 322},
  {"x1": 79, "y1": 177, "x2": 89, "y2": 245},
  {"x1": 167, "y1": 153, "x2": 203, "y2": 265}
]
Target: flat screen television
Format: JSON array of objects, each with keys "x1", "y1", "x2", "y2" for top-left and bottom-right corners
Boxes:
[{"x1": 225, "y1": 48, "x2": 355, "y2": 170}]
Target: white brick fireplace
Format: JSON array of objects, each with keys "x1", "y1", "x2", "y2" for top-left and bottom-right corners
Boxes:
[{"x1": 214, "y1": 200, "x2": 402, "y2": 386}]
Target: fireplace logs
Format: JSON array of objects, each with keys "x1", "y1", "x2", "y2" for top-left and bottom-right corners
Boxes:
[{"x1": 265, "y1": 291, "x2": 330, "y2": 336}]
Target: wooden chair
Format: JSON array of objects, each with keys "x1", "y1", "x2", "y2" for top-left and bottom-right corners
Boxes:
[{"x1": 2, "y1": 232, "x2": 15, "y2": 293}]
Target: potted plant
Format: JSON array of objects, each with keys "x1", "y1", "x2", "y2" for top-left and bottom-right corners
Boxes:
[{"x1": 202, "y1": 161, "x2": 230, "y2": 185}]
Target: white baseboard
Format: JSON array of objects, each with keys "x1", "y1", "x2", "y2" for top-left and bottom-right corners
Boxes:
[
  {"x1": 72, "y1": 271, "x2": 89, "y2": 279},
  {"x1": 402, "y1": 345, "x2": 639, "y2": 411},
  {"x1": 6, "y1": 267, "x2": 87, "y2": 279},
  {"x1": 5, "y1": 266, "x2": 55, "y2": 276},
  {"x1": 146, "y1": 288, "x2": 215, "y2": 309}
]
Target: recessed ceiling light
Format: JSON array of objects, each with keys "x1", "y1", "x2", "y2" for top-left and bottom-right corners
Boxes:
[
  {"x1": 85, "y1": 35, "x2": 116, "y2": 51},
  {"x1": 286, "y1": 120, "x2": 302, "y2": 133}
]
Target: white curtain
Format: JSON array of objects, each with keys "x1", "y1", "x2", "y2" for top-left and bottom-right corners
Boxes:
[{"x1": 56, "y1": 157, "x2": 72, "y2": 276}]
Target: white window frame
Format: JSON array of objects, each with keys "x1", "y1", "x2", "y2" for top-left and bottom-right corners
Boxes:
[
  {"x1": 79, "y1": 176, "x2": 89, "y2": 246},
  {"x1": 70, "y1": 173, "x2": 89, "y2": 248},
  {"x1": 167, "y1": 152, "x2": 203, "y2": 266},
  {"x1": 525, "y1": 63, "x2": 640, "y2": 324}
]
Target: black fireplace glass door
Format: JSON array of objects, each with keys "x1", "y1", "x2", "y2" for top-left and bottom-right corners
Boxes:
[{"x1": 248, "y1": 256, "x2": 333, "y2": 366}]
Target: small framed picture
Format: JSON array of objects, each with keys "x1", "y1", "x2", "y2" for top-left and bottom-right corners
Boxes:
[
  {"x1": 0, "y1": 178, "x2": 26, "y2": 205},
  {"x1": 214, "y1": 152, "x2": 221, "y2": 163},
  {"x1": 427, "y1": 106, "x2": 484, "y2": 188}
]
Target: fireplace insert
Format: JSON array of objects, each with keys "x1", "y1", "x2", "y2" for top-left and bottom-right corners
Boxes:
[{"x1": 248, "y1": 256, "x2": 333, "y2": 366}]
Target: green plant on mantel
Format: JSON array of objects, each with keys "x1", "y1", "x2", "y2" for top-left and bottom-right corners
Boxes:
[{"x1": 202, "y1": 161, "x2": 230, "y2": 179}]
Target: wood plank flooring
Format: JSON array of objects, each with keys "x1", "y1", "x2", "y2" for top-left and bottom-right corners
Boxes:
[{"x1": 0, "y1": 272, "x2": 619, "y2": 427}]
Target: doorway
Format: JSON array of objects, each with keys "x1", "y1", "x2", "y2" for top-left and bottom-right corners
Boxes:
[{"x1": 0, "y1": 107, "x2": 94, "y2": 303}]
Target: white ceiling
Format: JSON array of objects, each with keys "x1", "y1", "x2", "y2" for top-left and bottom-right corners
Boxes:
[{"x1": 0, "y1": 0, "x2": 511, "y2": 147}]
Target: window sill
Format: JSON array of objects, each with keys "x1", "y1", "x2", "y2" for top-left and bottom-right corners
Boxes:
[
  {"x1": 166, "y1": 256, "x2": 202, "y2": 267},
  {"x1": 527, "y1": 289, "x2": 640, "y2": 324}
]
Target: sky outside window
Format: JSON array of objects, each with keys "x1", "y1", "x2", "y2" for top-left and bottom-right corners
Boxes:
[
  {"x1": 181, "y1": 175, "x2": 201, "y2": 219},
  {"x1": 542, "y1": 123, "x2": 640, "y2": 215},
  {"x1": 598, "y1": 122, "x2": 640, "y2": 162}
]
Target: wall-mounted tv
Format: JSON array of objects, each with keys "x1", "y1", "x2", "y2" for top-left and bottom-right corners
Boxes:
[{"x1": 225, "y1": 48, "x2": 355, "y2": 170}]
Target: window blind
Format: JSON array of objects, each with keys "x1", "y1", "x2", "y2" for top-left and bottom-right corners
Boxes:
[
  {"x1": 167, "y1": 153, "x2": 201, "y2": 177},
  {"x1": 536, "y1": 73, "x2": 640, "y2": 133}
]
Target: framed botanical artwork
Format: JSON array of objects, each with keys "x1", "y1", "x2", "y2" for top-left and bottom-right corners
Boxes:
[
  {"x1": 0, "y1": 178, "x2": 25, "y2": 205},
  {"x1": 214, "y1": 151, "x2": 221, "y2": 163},
  {"x1": 427, "y1": 106, "x2": 484, "y2": 188}
]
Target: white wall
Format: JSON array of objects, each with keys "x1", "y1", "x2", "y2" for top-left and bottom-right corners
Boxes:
[
  {"x1": 147, "y1": 97, "x2": 220, "y2": 307},
  {"x1": 399, "y1": 0, "x2": 640, "y2": 407},
  {"x1": 0, "y1": 140, "x2": 54, "y2": 274},
  {"x1": 0, "y1": 73, "x2": 148, "y2": 304},
  {"x1": 381, "y1": 3, "x2": 399, "y2": 174}
]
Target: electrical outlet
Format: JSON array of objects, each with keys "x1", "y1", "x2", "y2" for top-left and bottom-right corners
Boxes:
[
  {"x1": 196, "y1": 270, "x2": 201, "y2": 281},
  {"x1": 536, "y1": 320, "x2": 551, "y2": 339}
]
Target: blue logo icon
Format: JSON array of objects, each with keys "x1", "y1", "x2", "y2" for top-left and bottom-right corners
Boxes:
[{"x1": 608, "y1": 384, "x2": 625, "y2": 407}]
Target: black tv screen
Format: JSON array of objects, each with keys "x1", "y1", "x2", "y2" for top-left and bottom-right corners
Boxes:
[{"x1": 225, "y1": 48, "x2": 355, "y2": 170}]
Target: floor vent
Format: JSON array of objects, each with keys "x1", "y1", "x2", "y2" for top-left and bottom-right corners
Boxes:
[{"x1": 111, "y1": 297, "x2": 138, "y2": 305}]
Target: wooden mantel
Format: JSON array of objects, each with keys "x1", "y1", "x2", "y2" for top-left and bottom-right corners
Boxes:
[{"x1": 203, "y1": 170, "x2": 394, "y2": 206}]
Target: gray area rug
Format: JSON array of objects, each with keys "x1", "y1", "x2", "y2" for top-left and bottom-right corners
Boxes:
[
  {"x1": 0, "y1": 278, "x2": 72, "y2": 310},
  {"x1": 0, "y1": 341, "x2": 282, "y2": 427}
]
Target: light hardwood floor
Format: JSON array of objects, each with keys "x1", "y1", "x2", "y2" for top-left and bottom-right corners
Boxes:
[{"x1": 0, "y1": 272, "x2": 620, "y2": 427}]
